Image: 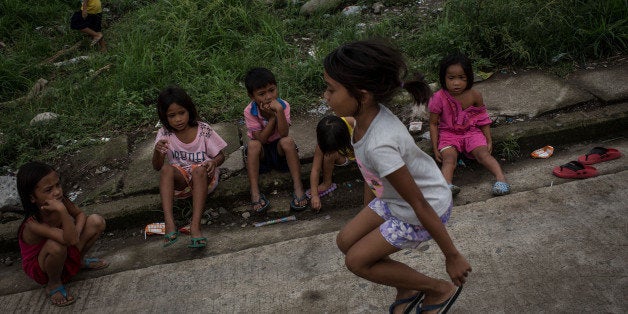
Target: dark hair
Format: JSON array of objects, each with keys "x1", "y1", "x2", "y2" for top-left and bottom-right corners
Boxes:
[
  {"x1": 438, "y1": 53, "x2": 474, "y2": 91},
  {"x1": 16, "y1": 161, "x2": 56, "y2": 221},
  {"x1": 156, "y1": 86, "x2": 199, "y2": 132},
  {"x1": 316, "y1": 115, "x2": 352, "y2": 156},
  {"x1": 323, "y1": 39, "x2": 431, "y2": 115},
  {"x1": 244, "y1": 67, "x2": 277, "y2": 96}
]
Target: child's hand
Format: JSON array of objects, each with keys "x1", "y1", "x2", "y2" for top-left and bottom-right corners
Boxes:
[
  {"x1": 445, "y1": 253, "x2": 472, "y2": 286},
  {"x1": 155, "y1": 140, "x2": 169, "y2": 154},
  {"x1": 268, "y1": 99, "x2": 283, "y2": 112},
  {"x1": 434, "y1": 149, "x2": 443, "y2": 163},
  {"x1": 41, "y1": 199, "x2": 67, "y2": 213},
  {"x1": 310, "y1": 196, "x2": 321, "y2": 212},
  {"x1": 202, "y1": 160, "x2": 216, "y2": 176}
]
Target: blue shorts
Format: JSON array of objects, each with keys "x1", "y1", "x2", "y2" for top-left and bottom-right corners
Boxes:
[{"x1": 370, "y1": 198, "x2": 452, "y2": 249}]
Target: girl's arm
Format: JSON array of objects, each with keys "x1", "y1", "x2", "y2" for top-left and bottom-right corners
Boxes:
[
  {"x1": 386, "y1": 166, "x2": 471, "y2": 286},
  {"x1": 309, "y1": 146, "x2": 324, "y2": 211},
  {"x1": 472, "y1": 90, "x2": 493, "y2": 153},
  {"x1": 152, "y1": 139, "x2": 168, "y2": 170},
  {"x1": 202, "y1": 150, "x2": 225, "y2": 176},
  {"x1": 429, "y1": 113, "x2": 442, "y2": 162},
  {"x1": 28, "y1": 199, "x2": 79, "y2": 246},
  {"x1": 64, "y1": 197, "x2": 86, "y2": 236}
]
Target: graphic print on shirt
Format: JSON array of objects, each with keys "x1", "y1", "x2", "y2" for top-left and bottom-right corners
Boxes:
[{"x1": 356, "y1": 157, "x2": 383, "y2": 197}]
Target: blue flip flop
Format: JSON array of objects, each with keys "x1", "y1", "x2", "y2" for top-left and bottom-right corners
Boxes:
[
  {"x1": 416, "y1": 285, "x2": 462, "y2": 313},
  {"x1": 252, "y1": 193, "x2": 270, "y2": 213},
  {"x1": 388, "y1": 292, "x2": 425, "y2": 314},
  {"x1": 82, "y1": 257, "x2": 109, "y2": 270},
  {"x1": 290, "y1": 192, "x2": 308, "y2": 211},
  {"x1": 48, "y1": 285, "x2": 76, "y2": 307}
]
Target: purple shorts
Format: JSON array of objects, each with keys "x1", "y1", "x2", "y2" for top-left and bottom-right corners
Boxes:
[
  {"x1": 438, "y1": 129, "x2": 487, "y2": 159},
  {"x1": 370, "y1": 198, "x2": 452, "y2": 249}
]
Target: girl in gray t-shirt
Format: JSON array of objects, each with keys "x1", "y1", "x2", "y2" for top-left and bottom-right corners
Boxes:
[{"x1": 323, "y1": 40, "x2": 472, "y2": 314}]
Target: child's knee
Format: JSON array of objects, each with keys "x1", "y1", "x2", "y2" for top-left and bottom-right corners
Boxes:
[
  {"x1": 86, "y1": 214, "x2": 106, "y2": 232},
  {"x1": 159, "y1": 164, "x2": 175, "y2": 176},
  {"x1": 278, "y1": 137, "x2": 296, "y2": 151}
]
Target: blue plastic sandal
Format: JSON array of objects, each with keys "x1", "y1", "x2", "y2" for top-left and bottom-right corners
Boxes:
[
  {"x1": 188, "y1": 237, "x2": 207, "y2": 248},
  {"x1": 290, "y1": 192, "x2": 308, "y2": 211},
  {"x1": 163, "y1": 230, "x2": 179, "y2": 247},
  {"x1": 48, "y1": 285, "x2": 76, "y2": 307},
  {"x1": 416, "y1": 286, "x2": 462, "y2": 313},
  {"x1": 492, "y1": 181, "x2": 511, "y2": 196}
]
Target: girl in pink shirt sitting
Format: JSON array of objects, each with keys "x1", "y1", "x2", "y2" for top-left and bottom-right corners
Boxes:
[
  {"x1": 152, "y1": 86, "x2": 228, "y2": 248},
  {"x1": 428, "y1": 53, "x2": 510, "y2": 196}
]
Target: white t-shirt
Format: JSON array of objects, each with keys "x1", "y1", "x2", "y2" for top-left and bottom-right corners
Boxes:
[
  {"x1": 353, "y1": 105, "x2": 451, "y2": 225},
  {"x1": 154, "y1": 121, "x2": 228, "y2": 175}
]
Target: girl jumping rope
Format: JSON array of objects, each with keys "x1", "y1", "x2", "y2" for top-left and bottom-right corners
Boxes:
[
  {"x1": 324, "y1": 40, "x2": 471, "y2": 314},
  {"x1": 307, "y1": 115, "x2": 356, "y2": 212},
  {"x1": 16, "y1": 161, "x2": 108, "y2": 307},
  {"x1": 428, "y1": 53, "x2": 510, "y2": 196},
  {"x1": 152, "y1": 86, "x2": 227, "y2": 248}
]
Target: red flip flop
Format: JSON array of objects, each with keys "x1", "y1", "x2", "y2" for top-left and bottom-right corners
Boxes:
[
  {"x1": 552, "y1": 161, "x2": 598, "y2": 179},
  {"x1": 577, "y1": 147, "x2": 621, "y2": 165}
]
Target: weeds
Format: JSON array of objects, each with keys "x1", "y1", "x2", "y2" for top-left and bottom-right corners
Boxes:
[
  {"x1": 0, "y1": 0, "x2": 626, "y2": 169},
  {"x1": 497, "y1": 137, "x2": 521, "y2": 162}
]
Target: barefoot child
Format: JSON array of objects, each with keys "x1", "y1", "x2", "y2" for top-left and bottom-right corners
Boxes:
[
  {"x1": 152, "y1": 86, "x2": 227, "y2": 248},
  {"x1": 308, "y1": 115, "x2": 355, "y2": 212},
  {"x1": 243, "y1": 67, "x2": 308, "y2": 212},
  {"x1": 324, "y1": 40, "x2": 471, "y2": 314},
  {"x1": 428, "y1": 53, "x2": 510, "y2": 196},
  {"x1": 16, "y1": 161, "x2": 108, "y2": 307}
]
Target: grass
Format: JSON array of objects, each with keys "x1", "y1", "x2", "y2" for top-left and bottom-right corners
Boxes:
[{"x1": 0, "y1": 0, "x2": 626, "y2": 170}]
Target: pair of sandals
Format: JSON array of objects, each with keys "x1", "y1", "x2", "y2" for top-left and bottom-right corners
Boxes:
[
  {"x1": 251, "y1": 192, "x2": 308, "y2": 213},
  {"x1": 553, "y1": 147, "x2": 621, "y2": 179},
  {"x1": 163, "y1": 230, "x2": 206, "y2": 248}
]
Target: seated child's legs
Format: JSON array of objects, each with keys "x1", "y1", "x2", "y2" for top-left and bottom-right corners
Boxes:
[
  {"x1": 245, "y1": 140, "x2": 263, "y2": 199},
  {"x1": 470, "y1": 145, "x2": 507, "y2": 182},
  {"x1": 278, "y1": 137, "x2": 306, "y2": 203},
  {"x1": 189, "y1": 165, "x2": 209, "y2": 237},
  {"x1": 37, "y1": 240, "x2": 81, "y2": 284}
]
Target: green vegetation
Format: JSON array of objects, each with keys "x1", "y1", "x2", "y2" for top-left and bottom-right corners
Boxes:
[{"x1": 0, "y1": 0, "x2": 626, "y2": 169}]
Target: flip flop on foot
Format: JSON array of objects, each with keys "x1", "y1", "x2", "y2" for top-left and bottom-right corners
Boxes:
[
  {"x1": 188, "y1": 237, "x2": 207, "y2": 248},
  {"x1": 82, "y1": 257, "x2": 109, "y2": 271},
  {"x1": 251, "y1": 193, "x2": 270, "y2": 213},
  {"x1": 163, "y1": 230, "x2": 180, "y2": 247},
  {"x1": 388, "y1": 292, "x2": 425, "y2": 314},
  {"x1": 290, "y1": 192, "x2": 308, "y2": 211},
  {"x1": 305, "y1": 183, "x2": 338, "y2": 199},
  {"x1": 48, "y1": 285, "x2": 75, "y2": 307},
  {"x1": 416, "y1": 285, "x2": 462, "y2": 314}
]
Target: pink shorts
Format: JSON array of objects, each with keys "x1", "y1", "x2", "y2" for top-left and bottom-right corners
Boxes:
[
  {"x1": 438, "y1": 129, "x2": 487, "y2": 159},
  {"x1": 23, "y1": 245, "x2": 81, "y2": 285},
  {"x1": 172, "y1": 164, "x2": 219, "y2": 199}
]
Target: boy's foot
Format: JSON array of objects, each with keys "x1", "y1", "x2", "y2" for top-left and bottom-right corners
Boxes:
[
  {"x1": 251, "y1": 193, "x2": 270, "y2": 213},
  {"x1": 47, "y1": 284, "x2": 75, "y2": 307},
  {"x1": 290, "y1": 192, "x2": 308, "y2": 211},
  {"x1": 91, "y1": 33, "x2": 103, "y2": 46}
]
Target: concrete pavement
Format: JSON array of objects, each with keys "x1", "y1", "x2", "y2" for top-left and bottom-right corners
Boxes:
[{"x1": 0, "y1": 161, "x2": 625, "y2": 312}]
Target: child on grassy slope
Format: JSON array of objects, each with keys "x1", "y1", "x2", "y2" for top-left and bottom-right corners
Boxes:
[
  {"x1": 243, "y1": 67, "x2": 308, "y2": 212},
  {"x1": 70, "y1": 0, "x2": 107, "y2": 51},
  {"x1": 428, "y1": 53, "x2": 510, "y2": 197},
  {"x1": 308, "y1": 115, "x2": 355, "y2": 212},
  {"x1": 152, "y1": 86, "x2": 227, "y2": 248},
  {"x1": 324, "y1": 40, "x2": 471, "y2": 314},
  {"x1": 16, "y1": 161, "x2": 108, "y2": 307}
]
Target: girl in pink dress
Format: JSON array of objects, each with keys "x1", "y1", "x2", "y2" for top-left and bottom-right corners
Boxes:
[
  {"x1": 16, "y1": 161, "x2": 107, "y2": 307},
  {"x1": 428, "y1": 53, "x2": 510, "y2": 196}
]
